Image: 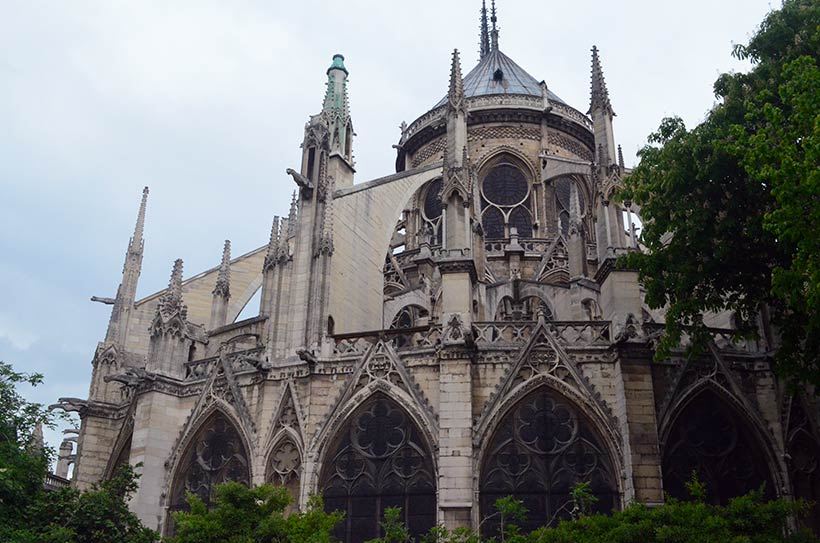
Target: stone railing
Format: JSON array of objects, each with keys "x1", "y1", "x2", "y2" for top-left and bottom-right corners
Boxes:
[
  {"x1": 184, "y1": 347, "x2": 266, "y2": 380},
  {"x1": 643, "y1": 323, "x2": 766, "y2": 354},
  {"x1": 44, "y1": 473, "x2": 70, "y2": 491},
  {"x1": 473, "y1": 320, "x2": 611, "y2": 347},
  {"x1": 551, "y1": 102, "x2": 594, "y2": 131},
  {"x1": 333, "y1": 320, "x2": 611, "y2": 357},
  {"x1": 333, "y1": 325, "x2": 442, "y2": 357}
]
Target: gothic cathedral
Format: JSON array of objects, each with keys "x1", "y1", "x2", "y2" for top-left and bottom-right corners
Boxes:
[{"x1": 57, "y1": 3, "x2": 820, "y2": 541}]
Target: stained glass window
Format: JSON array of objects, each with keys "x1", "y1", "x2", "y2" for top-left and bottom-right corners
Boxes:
[
  {"x1": 662, "y1": 389, "x2": 774, "y2": 504},
  {"x1": 169, "y1": 412, "x2": 250, "y2": 512},
  {"x1": 480, "y1": 387, "x2": 617, "y2": 537},
  {"x1": 320, "y1": 394, "x2": 436, "y2": 543},
  {"x1": 480, "y1": 161, "x2": 532, "y2": 239}
]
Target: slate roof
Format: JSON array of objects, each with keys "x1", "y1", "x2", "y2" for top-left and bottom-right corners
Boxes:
[{"x1": 434, "y1": 49, "x2": 565, "y2": 108}]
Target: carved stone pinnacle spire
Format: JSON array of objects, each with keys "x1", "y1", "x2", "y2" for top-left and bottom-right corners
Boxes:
[
  {"x1": 129, "y1": 186, "x2": 149, "y2": 253},
  {"x1": 213, "y1": 240, "x2": 231, "y2": 299},
  {"x1": 265, "y1": 216, "x2": 281, "y2": 270},
  {"x1": 158, "y1": 258, "x2": 186, "y2": 320},
  {"x1": 448, "y1": 49, "x2": 465, "y2": 113},
  {"x1": 590, "y1": 45, "x2": 614, "y2": 115},
  {"x1": 490, "y1": 0, "x2": 499, "y2": 51},
  {"x1": 287, "y1": 190, "x2": 298, "y2": 239},
  {"x1": 618, "y1": 145, "x2": 625, "y2": 171},
  {"x1": 479, "y1": 0, "x2": 490, "y2": 59}
]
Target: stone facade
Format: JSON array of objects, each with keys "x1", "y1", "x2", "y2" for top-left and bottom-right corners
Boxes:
[{"x1": 57, "y1": 5, "x2": 820, "y2": 542}]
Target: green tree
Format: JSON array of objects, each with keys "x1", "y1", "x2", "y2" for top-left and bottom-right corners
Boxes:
[
  {"x1": 619, "y1": 0, "x2": 820, "y2": 385},
  {"x1": 1, "y1": 361, "x2": 157, "y2": 542},
  {"x1": 0, "y1": 361, "x2": 58, "y2": 535},
  {"x1": 169, "y1": 482, "x2": 343, "y2": 543},
  {"x1": 366, "y1": 506, "x2": 412, "y2": 543},
  {"x1": 9, "y1": 464, "x2": 158, "y2": 543}
]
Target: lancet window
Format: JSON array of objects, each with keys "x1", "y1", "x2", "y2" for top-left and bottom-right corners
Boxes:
[
  {"x1": 169, "y1": 412, "x2": 250, "y2": 513},
  {"x1": 320, "y1": 394, "x2": 436, "y2": 543},
  {"x1": 267, "y1": 437, "x2": 302, "y2": 512},
  {"x1": 480, "y1": 387, "x2": 617, "y2": 537},
  {"x1": 553, "y1": 176, "x2": 586, "y2": 237},
  {"x1": 786, "y1": 398, "x2": 820, "y2": 534},
  {"x1": 662, "y1": 389, "x2": 774, "y2": 504},
  {"x1": 420, "y1": 178, "x2": 443, "y2": 245},
  {"x1": 481, "y1": 160, "x2": 533, "y2": 239}
]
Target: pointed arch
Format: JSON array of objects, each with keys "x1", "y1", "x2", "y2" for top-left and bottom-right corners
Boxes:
[
  {"x1": 785, "y1": 396, "x2": 820, "y2": 534},
  {"x1": 318, "y1": 392, "x2": 437, "y2": 543},
  {"x1": 477, "y1": 382, "x2": 620, "y2": 536},
  {"x1": 660, "y1": 385, "x2": 778, "y2": 504},
  {"x1": 309, "y1": 341, "x2": 438, "y2": 458},
  {"x1": 166, "y1": 405, "x2": 252, "y2": 516}
]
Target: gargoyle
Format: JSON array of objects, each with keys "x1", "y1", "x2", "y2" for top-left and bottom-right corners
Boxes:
[
  {"x1": 286, "y1": 168, "x2": 314, "y2": 200},
  {"x1": 49, "y1": 397, "x2": 88, "y2": 414},
  {"x1": 104, "y1": 367, "x2": 155, "y2": 389}
]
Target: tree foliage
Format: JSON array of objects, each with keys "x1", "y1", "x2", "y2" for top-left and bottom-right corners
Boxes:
[
  {"x1": 8, "y1": 464, "x2": 158, "y2": 543},
  {"x1": 168, "y1": 482, "x2": 343, "y2": 543},
  {"x1": 373, "y1": 480, "x2": 818, "y2": 543},
  {"x1": 1, "y1": 361, "x2": 157, "y2": 543},
  {"x1": 0, "y1": 361, "x2": 59, "y2": 534},
  {"x1": 619, "y1": 0, "x2": 820, "y2": 385}
]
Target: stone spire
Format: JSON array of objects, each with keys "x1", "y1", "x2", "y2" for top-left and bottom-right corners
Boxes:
[
  {"x1": 157, "y1": 259, "x2": 186, "y2": 321},
  {"x1": 448, "y1": 48, "x2": 466, "y2": 115},
  {"x1": 264, "y1": 216, "x2": 281, "y2": 271},
  {"x1": 490, "y1": 0, "x2": 499, "y2": 51},
  {"x1": 618, "y1": 144, "x2": 625, "y2": 171},
  {"x1": 322, "y1": 54, "x2": 353, "y2": 163},
  {"x1": 286, "y1": 190, "x2": 298, "y2": 239},
  {"x1": 210, "y1": 241, "x2": 231, "y2": 329},
  {"x1": 590, "y1": 45, "x2": 614, "y2": 116},
  {"x1": 129, "y1": 186, "x2": 149, "y2": 254},
  {"x1": 104, "y1": 186, "x2": 149, "y2": 345},
  {"x1": 589, "y1": 45, "x2": 617, "y2": 168},
  {"x1": 479, "y1": 0, "x2": 490, "y2": 59},
  {"x1": 213, "y1": 240, "x2": 231, "y2": 299}
]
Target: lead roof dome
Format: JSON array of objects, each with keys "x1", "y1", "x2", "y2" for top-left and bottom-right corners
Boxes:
[{"x1": 433, "y1": 49, "x2": 566, "y2": 109}]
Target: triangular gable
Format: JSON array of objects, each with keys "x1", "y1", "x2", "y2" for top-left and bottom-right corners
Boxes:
[
  {"x1": 536, "y1": 236, "x2": 569, "y2": 282},
  {"x1": 165, "y1": 350, "x2": 256, "y2": 474},
  {"x1": 264, "y1": 379, "x2": 305, "y2": 450},
  {"x1": 475, "y1": 321, "x2": 618, "y2": 443},
  {"x1": 311, "y1": 339, "x2": 436, "y2": 448}
]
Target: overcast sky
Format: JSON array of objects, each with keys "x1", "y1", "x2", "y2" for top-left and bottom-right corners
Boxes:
[{"x1": 1, "y1": 0, "x2": 775, "y2": 456}]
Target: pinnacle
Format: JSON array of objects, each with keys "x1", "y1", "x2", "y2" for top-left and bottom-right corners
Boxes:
[
  {"x1": 448, "y1": 49, "x2": 464, "y2": 111},
  {"x1": 213, "y1": 240, "x2": 231, "y2": 298},
  {"x1": 129, "y1": 186, "x2": 149, "y2": 254},
  {"x1": 479, "y1": 0, "x2": 490, "y2": 59},
  {"x1": 590, "y1": 45, "x2": 613, "y2": 115},
  {"x1": 159, "y1": 258, "x2": 186, "y2": 319}
]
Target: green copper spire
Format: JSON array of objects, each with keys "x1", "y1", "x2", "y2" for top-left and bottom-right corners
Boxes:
[{"x1": 327, "y1": 53, "x2": 348, "y2": 75}]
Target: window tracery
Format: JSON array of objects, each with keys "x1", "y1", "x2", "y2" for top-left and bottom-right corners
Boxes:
[
  {"x1": 662, "y1": 389, "x2": 774, "y2": 504},
  {"x1": 480, "y1": 387, "x2": 617, "y2": 537},
  {"x1": 481, "y1": 161, "x2": 533, "y2": 239},
  {"x1": 169, "y1": 412, "x2": 250, "y2": 513},
  {"x1": 420, "y1": 179, "x2": 442, "y2": 245},
  {"x1": 786, "y1": 399, "x2": 820, "y2": 534},
  {"x1": 320, "y1": 394, "x2": 436, "y2": 543},
  {"x1": 267, "y1": 438, "x2": 302, "y2": 511}
]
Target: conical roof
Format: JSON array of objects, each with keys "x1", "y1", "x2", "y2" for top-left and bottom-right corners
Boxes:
[{"x1": 434, "y1": 49, "x2": 565, "y2": 108}]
